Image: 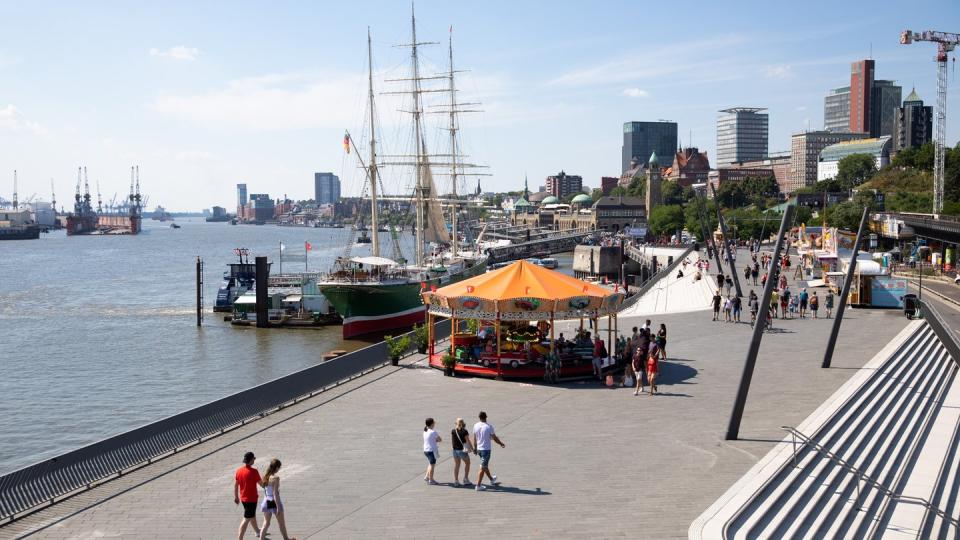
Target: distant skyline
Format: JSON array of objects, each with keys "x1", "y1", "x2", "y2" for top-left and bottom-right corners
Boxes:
[{"x1": 0, "y1": 0, "x2": 958, "y2": 210}]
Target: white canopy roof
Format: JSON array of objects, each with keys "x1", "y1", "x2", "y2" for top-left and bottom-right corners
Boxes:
[{"x1": 350, "y1": 256, "x2": 397, "y2": 267}]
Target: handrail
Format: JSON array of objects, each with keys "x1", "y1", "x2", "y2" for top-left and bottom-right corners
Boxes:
[
  {"x1": 917, "y1": 299, "x2": 960, "y2": 370},
  {"x1": 619, "y1": 244, "x2": 695, "y2": 311},
  {"x1": 781, "y1": 426, "x2": 960, "y2": 530}
]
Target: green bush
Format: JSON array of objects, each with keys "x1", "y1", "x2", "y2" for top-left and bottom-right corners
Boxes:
[{"x1": 385, "y1": 335, "x2": 410, "y2": 358}]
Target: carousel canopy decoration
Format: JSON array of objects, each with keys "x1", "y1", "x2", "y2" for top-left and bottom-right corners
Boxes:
[{"x1": 422, "y1": 260, "x2": 624, "y2": 320}]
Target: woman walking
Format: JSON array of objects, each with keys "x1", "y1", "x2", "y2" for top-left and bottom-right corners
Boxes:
[
  {"x1": 748, "y1": 290, "x2": 759, "y2": 325},
  {"x1": 423, "y1": 418, "x2": 441, "y2": 485},
  {"x1": 647, "y1": 341, "x2": 660, "y2": 396},
  {"x1": 656, "y1": 323, "x2": 667, "y2": 360},
  {"x1": 825, "y1": 290, "x2": 834, "y2": 318},
  {"x1": 633, "y1": 345, "x2": 646, "y2": 395},
  {"x1": 258, "y1": 459, "x2": 296, "y2": 540},
  {"x1": 810, "y1": 291, "x2": 820, "y2": 318},
  {"x1": 451, "y1": 418, "x2": 473, "y2": 487}
]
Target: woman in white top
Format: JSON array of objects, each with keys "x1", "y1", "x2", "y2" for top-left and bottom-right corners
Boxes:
[
  {"x1": 422, "y1": 418, "x2": 441, "y2": 485},
  {"x1": 258, "y1": 458, "x2": 296, "y2": 540}
]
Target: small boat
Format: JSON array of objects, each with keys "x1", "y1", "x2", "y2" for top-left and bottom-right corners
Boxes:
[
  {"x1": 539, "y1": 257, "x2": 558, "y2": 269},
  {"x1": 170, "y1": 223, "x2": 181, "y2": 229},
  {"x1": 356, "y1": 228, "x2": 372, "y2": 244}
]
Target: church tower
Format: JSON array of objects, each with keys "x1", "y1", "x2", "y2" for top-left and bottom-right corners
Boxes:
[{"x1": 645, "y1": 151, "x2": 662, "y2": 220}]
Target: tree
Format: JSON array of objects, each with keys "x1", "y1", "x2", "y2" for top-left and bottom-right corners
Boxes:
[
  {"x1": 590, "y1": 188, "x2": 603, "y2": 202},
  {"x1": 648, "y1": 205, "x2": 685, "y2": 236},
  {"x1": 715, "y1": 181, "x2": 748, "y2": 209},
  {"x1": 684, "y1": 198, "x2": 717, "y2": 241},
  {"x1": 609, "y1": 186, "x2": 627, "y2": 197},
  {"x1": 741, "y1": 175, "x2": 779, "y2": 207},
  {"x1": 835, "y1": 153, "x2": 877, "y2": 190},
  {"x1": 662, "y1": 181, "x2": 684, "y2": 205}
]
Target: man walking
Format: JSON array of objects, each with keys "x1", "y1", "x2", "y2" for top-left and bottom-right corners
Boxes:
[
  {"x1": 473, "y1": 411, "x2": 505, "y2": 491},
  {"x1": 234, "y1": 451, "x2": 262, "y2": 539}
]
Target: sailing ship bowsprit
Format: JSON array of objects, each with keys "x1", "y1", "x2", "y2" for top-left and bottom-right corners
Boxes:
[{"x1": 318, "y1": 12, "x2": 488, "y2": 338}]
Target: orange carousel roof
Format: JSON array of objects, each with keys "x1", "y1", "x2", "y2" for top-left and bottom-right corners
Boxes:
[{"x1": 431, "y1": 260, "x2": 613, "y2": 300}]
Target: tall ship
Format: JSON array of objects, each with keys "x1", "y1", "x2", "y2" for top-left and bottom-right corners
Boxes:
[
  {"x1": 318, "y1": 15, "x2": 488, "y2": 338},
  {"x1": 1, "y1": 171, "x2": 41, "y2": 240},
  {"x1": 66, "y1": 166, "x2": 143, "y2": 235}
]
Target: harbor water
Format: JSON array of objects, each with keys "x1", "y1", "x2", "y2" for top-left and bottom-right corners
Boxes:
[{"x1": 0, "y1": 219, "x2": 420, "y2": 474}]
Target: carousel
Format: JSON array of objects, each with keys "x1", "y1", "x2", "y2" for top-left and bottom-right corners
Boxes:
[{"x1": 421, "y1": 260, "x2": 625, "y2": 379}]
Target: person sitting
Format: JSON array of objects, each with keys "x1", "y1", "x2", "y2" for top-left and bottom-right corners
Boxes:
[{"x1": 676, "y1": 269, "x2": 684, "y2": 279}]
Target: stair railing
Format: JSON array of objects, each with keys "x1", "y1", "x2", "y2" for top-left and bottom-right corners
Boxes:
[{"x1": 782, "y1": 426, "x2": 959, "y2": 530}]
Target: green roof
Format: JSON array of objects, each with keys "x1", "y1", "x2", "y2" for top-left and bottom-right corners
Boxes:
[
  {"x1": 648, "y1": 151, "x2": 659, "y2": 165},
  {"x1": 571, "y1": 193, "x2": 592, "y2": 203},
  {"x1": 514, "y1": 197, "x2": 532, "y2": 207},
  {"x1": 541, "y1": 195, "x2": 560, "y2": 204}
]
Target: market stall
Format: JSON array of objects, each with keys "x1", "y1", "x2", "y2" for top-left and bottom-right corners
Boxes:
[{"x1": 421, "y1": 260, "x2": 625, "y2": 379}]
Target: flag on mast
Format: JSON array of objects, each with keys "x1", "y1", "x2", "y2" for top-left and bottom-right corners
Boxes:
[
  {"x1": 305, "y1": 241, "x2": 312, "y2": 251},
  {"x1": 343, "y1": 132, "x2": 350, "y2": 154}
]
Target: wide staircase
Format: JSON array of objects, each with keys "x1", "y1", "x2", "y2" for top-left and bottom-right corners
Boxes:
[{"x1": 691, "y1": 320, "x2": 960, "y2": 539}]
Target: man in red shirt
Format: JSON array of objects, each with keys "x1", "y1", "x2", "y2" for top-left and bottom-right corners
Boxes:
[{"x1": 234, "y1": 451, "x2": 262, "y2": 539}]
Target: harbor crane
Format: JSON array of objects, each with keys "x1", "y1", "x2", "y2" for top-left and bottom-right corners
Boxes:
[{"x1": 900, "y1": 29, "x2": 960, "y2": 214}]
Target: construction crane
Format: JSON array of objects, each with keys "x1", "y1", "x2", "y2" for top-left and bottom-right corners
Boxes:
[{"x1": 901, "y1": 29, "x2": 960, "y2": 214}]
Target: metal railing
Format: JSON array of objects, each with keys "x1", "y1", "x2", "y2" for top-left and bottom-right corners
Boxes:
[
  {"x1": 619, "y1": 244, "x2": 695, "y2": 311},
  {"x1": 0, "y1": 320, "x2": 450, "y2": 523},
  {"x1": 917, "y1": 299, "x2": 960, "y2": 369},
  {"x1": 782, "y1": 426, "x2": 959, "y2": 530}
]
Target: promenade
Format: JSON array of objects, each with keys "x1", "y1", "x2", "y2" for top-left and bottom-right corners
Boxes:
[{"x1": 4, "y1": 250, "x2": 914, "y2": 539}]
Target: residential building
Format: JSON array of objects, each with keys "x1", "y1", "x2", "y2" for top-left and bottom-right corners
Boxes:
[
  {"x1": 824, "y1": 87, "x2": 851, "y2": 132},
  {"x1": 871, "y1": 80, "x2": 902, "y2": 139},
  {"x1": 789, "y1": 131, "x2": 868, "y2": 192},
  {"x1": 249, "y1": 193, "x2": 275, "y2": 222},
  {"x1": 850, "y1": 59, "x2": 874, "y2": 134},
  {"x1": 716, "y1": 108, "x2": 768, "y2": 165},
  {"x1": 545, "y1": 170, "x2": 583, "y2": 199},
  {"x1": 894, "y1": 88, "x2": 933, "y2": 152},
  {"x1": 600, "y1": 176, "x2": 618, "y2": 196},
  {"x1": 622, "y1": 121, "x2": 677, "y2": 173},
  {"x1": 727, "y1": 153, "x2": 791, "y2": 195},
  {"x1": 314, "y1": 172, "x2": 340, "y2": 205},
  {"x1": 666, "y1": 147, "x2": 711, "y2": 187},
  {"x1": 817, "y1": 136, "x2": 892, "y2": 181},
  {"x1": 236, "y1": 183, "x2": 248, "y2": 210},
  {"x1": 708, "y1": 168, "x2": 776, "y2": 192}
]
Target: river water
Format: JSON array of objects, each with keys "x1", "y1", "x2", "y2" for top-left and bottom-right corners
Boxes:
[{"x1": 0, "y1": 218, "x2": 425, "y2": 474}]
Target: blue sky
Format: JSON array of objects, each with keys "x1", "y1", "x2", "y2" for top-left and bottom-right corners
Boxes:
[{"x1": 0, "y1": 0, "x2": 958, "y2": 210}]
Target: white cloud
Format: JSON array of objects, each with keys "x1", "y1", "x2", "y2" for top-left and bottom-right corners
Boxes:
[
  {"x1": 764, "y1": 64, "x2": 793, "y2": 79},
  {"x1": 0, "y1": 105, "x2": 48, "y2": 135},
  {"x1": 795, "y1": 106, "x2": 807, "y2": 112},
  {"x1": 621, "y1": 88, "x2": 649, "y2": 98},
  {"x1": 149, "y1": 46, "x2": 200, "y2": 61}
]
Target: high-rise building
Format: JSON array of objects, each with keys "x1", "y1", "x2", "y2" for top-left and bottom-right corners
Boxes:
[
  {"x1": 871, "y1": 80, "x2": 901, "y2": 139},
  {"x1": 894, "y1": 88, "x2": 933, "y2": 152},
  {"x1": 236, "y1": 183, "x2": 247, "y2": 210},
  {"x1": 716, "y1": 108, "x2": 768, "y2": 165},
  {"x1": 850, "y1": 59, "x2": 874, "y2": 134},
  {"x1": 789, "y1": 131, "x2": 868, "y2": 192},
  {"x1": 545, "y1": 171, "x2": 583, "y2": 199},
  {"x1": 817, "y1": 136, "x2": 892, "y2": 181},
  {"x1": 314, "y1": 172, "x2": 340, "y2": 205},
  {"x1": 622, "y1": 121, "x2": 677, "y2": 173},
  {"x1": 824, "y1": 87, "x2": 851, "y2": 132}
]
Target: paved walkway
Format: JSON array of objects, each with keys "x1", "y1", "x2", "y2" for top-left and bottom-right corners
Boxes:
[{"x1": 3, "y1": 249, "x2": 917, "y2": 539}]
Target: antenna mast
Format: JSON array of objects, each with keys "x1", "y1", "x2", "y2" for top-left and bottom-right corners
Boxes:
[
  {"x1": 51, "y1": 178, "x2": 56, "y2": 213},
  {"x1": 367, "y1": 28, "x2": 381, "y2": 258},
  {"x1": 12, "y1": 170, "x2": 17, "y2": 210}
]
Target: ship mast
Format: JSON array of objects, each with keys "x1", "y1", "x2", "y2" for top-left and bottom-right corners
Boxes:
[
  {"x1": 74, "y1": 167, "x2": 81, "y2": 213},
  {"x1": 410, "y1": 6, "x2": 426, "y2": 267},
  {"x1": 367, "y1": 28, "x2": 380, "y2": 258},
  {"x1": 51, "y1": 178, "x2": 56, "y2": 213},
  {"x1": 447, "y1": 30, "x2": 458, "y2": 257},
  {"x1": 12, "y1": 170, "x2": 17, "y2": 210}
]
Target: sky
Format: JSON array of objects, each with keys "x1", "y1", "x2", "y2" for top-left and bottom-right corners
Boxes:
[{"x1": 0, "y1": 0, "x2": 959, "y2": 211}]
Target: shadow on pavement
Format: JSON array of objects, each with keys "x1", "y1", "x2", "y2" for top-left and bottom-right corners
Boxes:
[{"x1": 488, "y1": 485, "x2": 552, "y2": 495}]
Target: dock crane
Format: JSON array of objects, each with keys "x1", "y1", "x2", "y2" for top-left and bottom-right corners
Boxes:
[{"x1": 900, "y1": 29, "x2": 960, "y2": 214}]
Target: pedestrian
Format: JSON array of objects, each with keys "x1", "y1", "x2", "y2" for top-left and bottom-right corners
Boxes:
[
  {"x1": 723, "y1": 295, "x2": 732, "y2": 322},
  {"x1": 473, "y1": 411, "x2": 505, "y2": 491},
  {"x1": 592, "y1": 335, "x2": 606, "y2": 380},
  {"x1": 748, "y1": 290, "x2": 759, "y2": 324},
  {"x1": 810, "y1": 291, "x2": 820, "y2": 318},
  {"x1": 780, "y1": 288, "x2": 790, "y2": 319},
  {"x1": 656, "y1": 323, "x2": 667, "y2": 360},
  {"x1": 733, "y1": 294, "x2": 742, "y2": 323},
  {"x1": 451, "y1": 418, "x2": 473, "y2": 487},
  {"x1": 779, "y1": 274, "x2": 787, "y2": 290},
  {"x1": 799, "y1": 288, "x2": 809, "y2": 318},
  {"x1": 234, "y1": 452, "x2": 262, "y2": 540},
  {"x1": 647, "y1": 341, "x2": 660, "y2": 396},
  {"x1": 825, "y1": 290, "x2": 834, "y2": 318},
  {"x1": 712, "y1": 290, "x2": 722, "y2": 321},
  {"x1": 743, "y1": 266, "x2": 751, "y2": 284},
  {"x1": 789, "y1": 294, "x2": 799, "y2": 316},
  {"x1": 258, "y1": 459, "x2": 296, "y2": 540},
  {"x1": 723, "y1": 278, "x2": 732, "y2": 297},
  {"x1": 423, "y1": 418, "x2": 441, "y2": 485},
  {"x1": 761, "y1": 272, "x2": 768, "y2": 287},
  {"x1": 633, "y1": 345, "x2": 646, "y2": 395},
  {"x1": 751, "y1": 266, "x2": 759, "y2": 285},
  {"x1": 717, "y1": 273, "x2": 725, "y2": 291},
  {"x1": 770, "y1": 289, "x2": 779, "y2": 319}
]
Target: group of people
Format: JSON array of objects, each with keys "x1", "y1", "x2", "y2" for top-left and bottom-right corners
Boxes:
[
  {"x1": 422, "y1": 411, "x2": 506, "y2": 491},
  {"x1": 234, "y1": 452, "x2": 296, "y2": 540},
  {"x1": 618, "y1": 321, "x2": 667, "y2": 396}
]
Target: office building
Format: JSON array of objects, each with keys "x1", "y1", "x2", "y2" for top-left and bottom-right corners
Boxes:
[
  {"x1": 850, "y1": 59, "x2": 874, "y2": 134},
  {"x1": 716, "y1": 108, "x2": 768, "y2": 165},
  {"x1": 824, "y1": 87, "x2": 851, "y2": 132},
  {"x1": 894, "y1": 88, "x2": 933, "y2": 152},
  {"x1": 600, "y1": 176, "x2": 618, "y2": 196},
  {"x1": 727, "y1": 153, "x2": 792, "y2": 195},
  {"x1": 249, "y1": 193, "x2": 275, "y2": 222},
  {"x1": 545, "y1": 171, "x2": 583, "y2": 199},
  {"x1": 622, "y1": 121, "x2": 677, "y2": 173},
  {"x1": 236, "y1": 183, "x2": 248, "y2": 210},
  {"x1": 789, "y1": 131, "x2": 868, "y2": 192},
  {"x1": 817, "y1": 136, "x2": 892, "y2": 182},
  {"x1": 871, "y1": 80, "x2": 901, "y2": 139},
  {"x1": 314, "y1": 172, "x2": 340, "y2": 205}
]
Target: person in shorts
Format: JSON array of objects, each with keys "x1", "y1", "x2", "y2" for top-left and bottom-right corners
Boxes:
[
  {"x1": 422, "y1": 418, "x2": 441, "y2": 485},
  {"x1": 472, "y1": 411, "x2": 505, "y2": 491},
  {"x1": 712, "y1": 290, "x2": 722, "y2": 321},
  {"x1": 234, "y1": 451, "x2": 262, "y2": 539},
  {"x1": 451, "y1": 418, "x2": 473, "y2": 487},
  {"x1": 647, "y1": 342, "x2": 660, "y2": 396}
]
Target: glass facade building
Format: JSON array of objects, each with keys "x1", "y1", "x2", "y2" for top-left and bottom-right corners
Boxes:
[
  {"x1": 314, "y1": 172, "x2": 341, "y2": 205},
  {"x1": 236, "y1": 183, "x2": 247, "y2": 210},
  {"x1": 871, "y1": 80, "x2": 902, "y2": 139},
  {"x1": 716, "y1": 108, "x2": 768, "y2": 165},
  {"x1": 622, "y1": 121, "x2": 677, "y2": 173},
  {"x1": 894, "y1": 89, "x2": 933, "y2": 152},
  {"x1": 824, "y1": 87, "x2": 851, "y2": 132}
]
